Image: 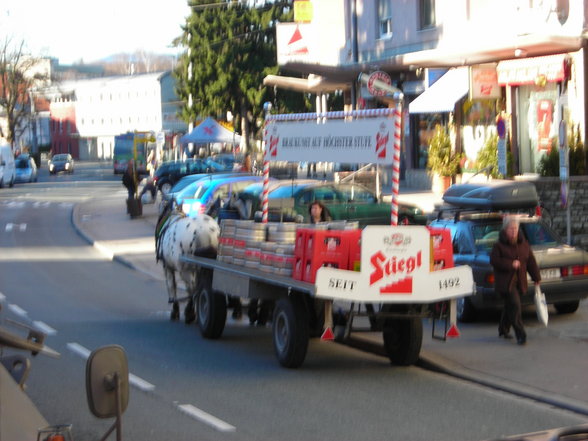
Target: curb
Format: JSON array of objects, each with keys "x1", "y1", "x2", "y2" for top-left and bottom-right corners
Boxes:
[
  {"x1": 345, "y1": 335, "x2": 588, "y2": 417},
  {"x1": 417, "y1": 351, "x2": 588, "y2": 417},
  {"x1": 70, "y1": 202, "x2": 164, "y2": 282}
]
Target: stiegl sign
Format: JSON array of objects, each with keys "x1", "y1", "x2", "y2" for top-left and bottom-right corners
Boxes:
[
  {"x1": 264, "y1": 115, "x2": 395, "y2": 164},
  {"x1": 315, "y1": 226, "x2": 474, "y2": 303}
]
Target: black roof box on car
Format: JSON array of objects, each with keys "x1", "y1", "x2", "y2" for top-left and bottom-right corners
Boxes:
[{"x1": 442, "y1": 180, "x2": 539, "y2": 210}]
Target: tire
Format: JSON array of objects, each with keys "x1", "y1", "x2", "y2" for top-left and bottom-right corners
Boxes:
[
  {"x1": 456, "y1": 296, "x2": 477, "y2": 322},
  {"x1": 272, "y1": 296, "x2": 309, "y2": 368},
  {"x1": 160, "y1": 182, "x2": 172, "y2": 196},
  {"x1": 0, "y1": 178, "x2": 3, "y2": 188},
  {"x1": 554, "y1": 300, "x2": 580, "y2": 314},
  {"x1": 8, "y1": 176, "x2": 14, "y2": 188},
  {"x1": 197, "y1": 274, "x2": 227, "y2": 339},
  {"x1": 382, "y1": 317, "x2": 423, "y2": 366}
]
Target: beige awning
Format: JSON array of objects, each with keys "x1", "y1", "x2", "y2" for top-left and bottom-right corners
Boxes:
[{"x1": 263, "y1": 74, "x2": 350, "y2": 93}]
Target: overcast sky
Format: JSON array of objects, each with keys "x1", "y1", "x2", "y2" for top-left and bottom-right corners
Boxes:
[{"x1": 1, "y1": 0, "x2": 190, "y2": 64}]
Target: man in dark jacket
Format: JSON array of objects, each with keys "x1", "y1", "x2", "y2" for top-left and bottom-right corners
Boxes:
[
  {"x1": 490, "y1": 217, "x2": 541, "y2": 345},
  {"x1": 122, "y1": 160, "x2": 138, "y2": 199}
]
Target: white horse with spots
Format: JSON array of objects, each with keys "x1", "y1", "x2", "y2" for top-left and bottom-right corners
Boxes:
[{"x1": 156, "y1": 212, "x2": 220, "y2": 321}]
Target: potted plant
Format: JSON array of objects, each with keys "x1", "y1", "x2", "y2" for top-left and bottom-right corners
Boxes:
[{"x1": 427, "y1": 125, "x2": 463, "y2": 193}]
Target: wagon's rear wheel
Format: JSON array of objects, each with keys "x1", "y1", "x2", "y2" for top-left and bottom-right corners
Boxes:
[
  {"x1": 272, "y1": 296, "x2": 309, "y2": 368},
  {"x1": 197, "y1": 273, "x2": 226, "y2": 339},
  {"x1": 382, "y1": 317, "x2": 423, "y2": 366}
]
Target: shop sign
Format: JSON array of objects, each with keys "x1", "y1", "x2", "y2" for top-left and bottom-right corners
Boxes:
[
  {"x1": 497, "y1": 54, "x2": 567, "y2": 86},
  {"x1": 366, "y1": 71, "x2": 392, "y2": 97},
  {"x1": 264, "y1": 116, "x2": 396, "y2": 164},
  {"x1": 294, "y1": 0, "x2": 313, "y2": 22},
  {"x1": 470, "y1": 64, "x2": 501, "y2": 99}
]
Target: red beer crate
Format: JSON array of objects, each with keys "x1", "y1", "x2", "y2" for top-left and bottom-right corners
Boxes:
[
  {"x1": 294, "y1": 228, "x2": 310, "y2": 258},
  {"x1": 302, "y1": 254, "x2": 348, "y2": 283},
  {"x1": 427, "y1": 227, "x2": 454, "y2": 270},
  {"x1": 347, "y1": 229, "x2": 362, "y2": 271}
]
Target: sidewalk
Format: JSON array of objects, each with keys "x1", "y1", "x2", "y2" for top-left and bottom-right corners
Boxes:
[{"x1": 72, "y1": 190, "x2": 588, "y2": 416}]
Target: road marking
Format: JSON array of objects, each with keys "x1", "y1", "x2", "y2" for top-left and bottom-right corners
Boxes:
[
  {"x1": 67, "y1": 342, "x2": 91, "y2": 359},
  {"x1": 0, "y1": 292, "x2": 5, "y2": 302},
  {"x1": 19, "y1": 223, "x2": 27, "y2": 232},
  {"x1": 33, "y1": 321, "x2": 57, "y2": 336},
  {"x1": 129, "y1": 374, "x2": 156, "y2": 392},
  {"x1": 176, "y1": 404, "x2": 236, "y2": 432},
  {"x1": 8, "y1": 303, "x2": 27, "y2": 317},
  {"x1": 5, "y1": 223, "x2": 13, "y2": 232},
  {"x1": 33, "y1": 201, "x2": 51, "y2": 208},
  {"x1": 67, "y1": 342, "x2": 155, "y2": 392}
]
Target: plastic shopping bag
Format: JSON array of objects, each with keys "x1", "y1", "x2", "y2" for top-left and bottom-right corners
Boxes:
[{"x1": 534, "y1": 285, "x2": 548, "y2": 326}]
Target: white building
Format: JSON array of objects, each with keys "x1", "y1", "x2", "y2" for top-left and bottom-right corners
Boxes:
[{"x1": 49, "y1": 71, "x2": 186, "y2": 160}]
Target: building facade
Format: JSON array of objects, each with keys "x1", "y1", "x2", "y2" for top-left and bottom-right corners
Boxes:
[
  {"x1": 272, "y1": 0, "x2": 587, "y2": 188},
  {"x1": 46, "y1": 71, "x2": 187, "y2": 160}
]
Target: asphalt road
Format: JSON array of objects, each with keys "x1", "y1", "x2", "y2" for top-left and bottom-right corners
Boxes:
[{"x1": 0, "y1": 162, "x2": 586, "y2": 441}]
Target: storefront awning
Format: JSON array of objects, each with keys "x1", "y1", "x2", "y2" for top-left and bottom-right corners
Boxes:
[
  {"x1": 408, "y1": 67, "x2": 469, "y2": 114},
  {"x1": 496, "y1": 54, "x2": 569, "y2": 86}
]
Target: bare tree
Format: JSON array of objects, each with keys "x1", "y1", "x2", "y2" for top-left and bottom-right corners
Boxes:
[{"x1": 0, "y1": 37, "x2": 49, "y2": 147}]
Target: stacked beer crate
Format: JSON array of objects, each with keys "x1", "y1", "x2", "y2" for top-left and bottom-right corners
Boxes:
[{"x1": 217, "y1": 220, "x2": 298, "y2": 277}]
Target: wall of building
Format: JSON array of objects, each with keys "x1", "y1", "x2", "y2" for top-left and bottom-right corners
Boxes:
[
  {"x1": 526, "y1": 176, "x2": 588, "y2": 249},
  {"x1": 357, "y1": 0, "x2": 587, "y2": 66},
  {"x1": 50, "y1": 100, "x2": 79, "y2": 158}
]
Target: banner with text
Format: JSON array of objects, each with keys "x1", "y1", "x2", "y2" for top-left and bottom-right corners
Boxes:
[{"x1": 264, "y1": 116, "x2": 396, "y2": 164}]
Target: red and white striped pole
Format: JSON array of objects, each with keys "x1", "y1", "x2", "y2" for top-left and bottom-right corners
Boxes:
[
  {"x1": 261, "y1": 102, "x2": 272, "y2": 223},
  {"x1": 390, "y1": 102, "x2": 402, "y2": 226},
  {"x1": 261, "y1": 145, "x2": 270, "y2": 223}
]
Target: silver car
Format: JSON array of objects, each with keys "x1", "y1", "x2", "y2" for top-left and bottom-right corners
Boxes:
[{"x1": 14, "y1": 155, "x2": 38, "y2": 183}]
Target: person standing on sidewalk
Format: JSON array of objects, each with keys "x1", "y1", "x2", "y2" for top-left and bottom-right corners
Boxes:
[
  {"x1": 490, "y1": 216, "x2": 541, "y2": 345},
  {"x1": 122, "y1": 159, "x2": 138, "y2": 200}
]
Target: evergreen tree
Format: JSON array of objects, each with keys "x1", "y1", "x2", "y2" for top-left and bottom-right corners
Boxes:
[{"x1": 176, "y1": 0, "x2": 308, "y2": 152}]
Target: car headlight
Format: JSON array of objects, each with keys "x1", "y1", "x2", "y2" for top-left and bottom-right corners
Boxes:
[
  {"x1": 65, "y1": 163, "x2": 70, "y2": 169},
  {"x1": 49, "y1": 164, "x2": 54, "y2": 171}
]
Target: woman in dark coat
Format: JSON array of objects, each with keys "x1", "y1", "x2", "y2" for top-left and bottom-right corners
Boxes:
[{"x1": 490, "y1": 217, "x2": 541, "y2": 345}]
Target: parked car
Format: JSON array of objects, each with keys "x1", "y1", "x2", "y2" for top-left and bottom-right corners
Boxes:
[
  {"x1": 48, "y1": 153, "x2": 74, "y2": 174},
  {"x1": 174, "y1": 174, "x2": 266, "y2": 218},
  {"x1": 14, "y1": 154, "x2": 38, "y2": 183},
  {"x1": 429, "y1": 180, "x2": 588, "y2": 322},
  {"x1": 232, "y1": 180, "x2": 427, "y2": 226},
  {"x1": 154, "y1": 159, "x2": 233, "y2": 195},
  {"x1": 0, "y1": 143, "x2": 15, "y2": 188},
  {"x1": 158, "y1": 172, "x2": 247, "y2": 215}
]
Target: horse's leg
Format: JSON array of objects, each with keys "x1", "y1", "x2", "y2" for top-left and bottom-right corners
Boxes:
[
  {"x1": 165, "y1": 265, "x2": 179, "y2": 321},
  {"x1": 182, "y1": 267, "x2": 197, "y2": 324}
]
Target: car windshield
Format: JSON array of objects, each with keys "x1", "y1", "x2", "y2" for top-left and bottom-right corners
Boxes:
[
  {"x1": 270, "y1": 184, "x2": 304, "y2": 198},
  {"x1": 473, "y1": 221, "x2": 558, "y2": 252},
  {"x1": 177, "y1": 181, "x2": 211, "y2": 200},
  {"x1": 53, "y1": 154, "x2": 68, "y2": 161}
]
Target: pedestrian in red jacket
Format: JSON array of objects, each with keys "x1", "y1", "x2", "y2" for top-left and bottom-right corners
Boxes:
[{"x1": 490, "y1": 216, "x2": 541, "y2": 345}]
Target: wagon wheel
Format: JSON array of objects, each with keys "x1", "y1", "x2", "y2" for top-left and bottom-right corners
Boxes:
[
  {"x1": 382, "y1": 315, "x2": 423, "y2": 366},
  {"x1": 197, "y1": 272, "x2": 227, "y2": 339},
  {"x1": 272, "y1": 296, "x2": 309, "y2": 368}
]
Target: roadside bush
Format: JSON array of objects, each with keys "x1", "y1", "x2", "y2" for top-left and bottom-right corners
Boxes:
[
  {"x1": 476, "y1": 134, "x2": 513, "y2": 178},
  {"x1": 569, "y1": 124, "x2": 586, "y2": 176},
  {"x1": 538, "y1": 141, "x2": 559, "y2": 177}
]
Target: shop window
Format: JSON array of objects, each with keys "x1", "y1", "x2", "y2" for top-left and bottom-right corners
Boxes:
[
  {"x1": 419, "y1": 0, "x2": 435, "y2": 30},
  {"x1": 378, "y1": 0, "x2": 393, "y2": 38}
]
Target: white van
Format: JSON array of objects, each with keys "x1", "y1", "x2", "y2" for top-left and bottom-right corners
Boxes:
[{"x1": 0, "y1": 143, "x2": 16, "y2": 188}]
